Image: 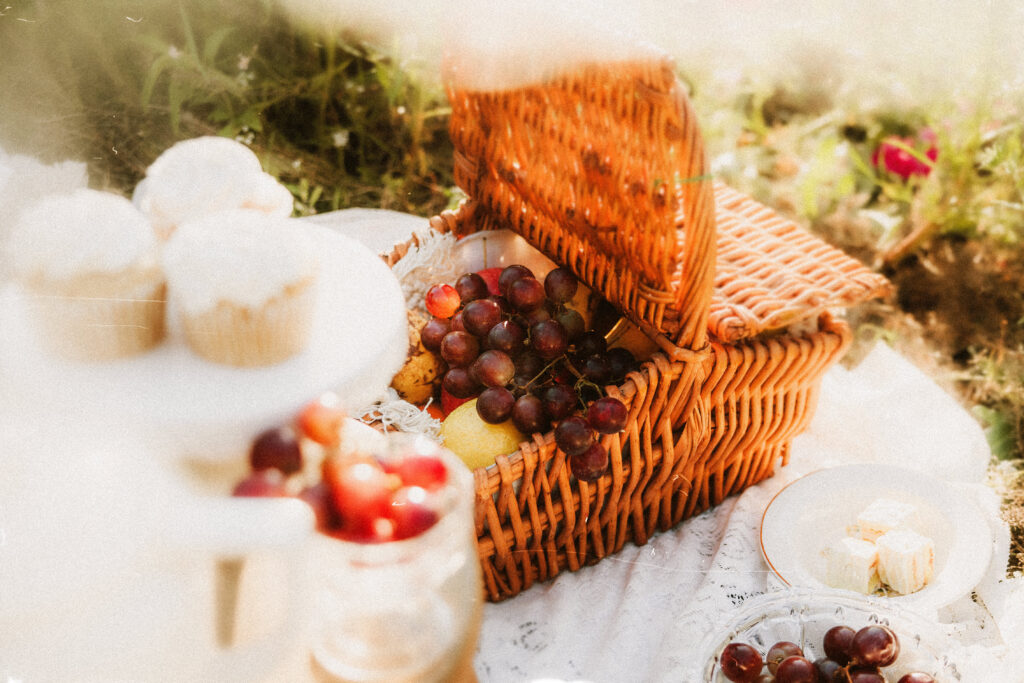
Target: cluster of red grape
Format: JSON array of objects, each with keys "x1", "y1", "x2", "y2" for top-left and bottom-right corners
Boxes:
[
  {"x1": 233, "y1": 394, "x2": 449, "y2": 544},
  {"x1": 718, "y1": 624, "x2": 936, "y2": 682},
  {"x1": 421, "y1": 264, "x2": 634, "y2": 481}
]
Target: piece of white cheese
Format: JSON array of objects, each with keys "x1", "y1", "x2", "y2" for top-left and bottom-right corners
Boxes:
[
  {"x1": 876, "y1": 528, "x2": 935, "y2": 595},
  {"x1": 854, "y1": 498, "x2": 919, "y2": 542},
  {"x1": 824, "y1": 536, "x2": 881, "y2": 594}
]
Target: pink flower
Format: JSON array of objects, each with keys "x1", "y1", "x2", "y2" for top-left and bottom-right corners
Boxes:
[{"x1": 872, "y1": 128, "x2": 938, "y2": 180}]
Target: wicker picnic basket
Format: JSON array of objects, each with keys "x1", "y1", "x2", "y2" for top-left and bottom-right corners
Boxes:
[{"x1": 385, "y1": 56, "x2": 889, "y2": 602}]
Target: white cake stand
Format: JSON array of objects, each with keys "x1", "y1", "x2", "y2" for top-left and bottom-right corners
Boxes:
[{"x1": 0, "y1": 223, "x2": 408, "y2": 463}]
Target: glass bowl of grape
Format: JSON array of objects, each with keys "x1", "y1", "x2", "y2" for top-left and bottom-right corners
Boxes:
[{"x1": 694, "y1": 588, "x2": 960, "y2": 682}]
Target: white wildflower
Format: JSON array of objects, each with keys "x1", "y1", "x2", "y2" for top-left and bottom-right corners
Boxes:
[
  {"x1": 331, "y1": 129, "x2": 350, "y2": 149},
  {"x1": 167, "y1": 45, "x2": 181, "y2": 59}
]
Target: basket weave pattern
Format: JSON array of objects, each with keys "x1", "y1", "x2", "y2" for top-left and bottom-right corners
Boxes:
[{"x1": 387, "y1": 57, "x2": 888, "y2": 601}]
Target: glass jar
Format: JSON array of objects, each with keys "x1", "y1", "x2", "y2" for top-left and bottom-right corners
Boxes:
[{"x1": 308, "y1": 433, "x2": 482, "y2": 682}]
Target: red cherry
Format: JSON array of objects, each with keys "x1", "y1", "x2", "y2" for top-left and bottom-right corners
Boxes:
[
  {"x1": 322, "y1": 457, "x2": 400, "y2": 540},
  {"x1": 476, "y1": 267, "x2": 502, "y2": 296},
  {"x1": 425, "y1": 283, "x2": 461, "y2": 319},
  {"x1": 232, "y1": 469, "x2": 289, "y2": 497},
  {"x1": 388, "y1": 454, "x2": 448, "y2": 490},
  {"x1": 389, "y1": 486, "x2": 440, "y2": 540},
  {"x1": 297, "y1": 393, "x2": 346, "y2": 446},
  {"x1": 297, "y1": 481, "x2": 339, "y2": 530}
]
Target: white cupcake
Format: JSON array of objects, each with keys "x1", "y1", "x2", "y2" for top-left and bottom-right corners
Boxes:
[
  {"x1": 133, "y1": 136, "x2": 294, "y2": 240},
  {"x1": 7, "y1": 188, "x2": 166, "y2": 361},
  {"x1": 162, "y1": 209, "x2": 318, "y2": 367}
]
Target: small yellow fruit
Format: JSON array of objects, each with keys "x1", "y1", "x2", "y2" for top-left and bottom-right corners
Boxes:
[
  {"x1": 440, "y1": 399, "x2": 525, "y2": 470},
  {"x1": 390, "y1": 309, "x2": 445, "y2": 405}
]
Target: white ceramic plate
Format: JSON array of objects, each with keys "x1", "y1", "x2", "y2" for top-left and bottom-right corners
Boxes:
[
  {"x1": 692, "y1": 588, "x2": 961, "y2": 682},
  {"x1": 0, "y1": 223, "x2": 407, "y2": 462},
  {"x1": 759, "y1": 463, "x2": 993, "y2": 611}
]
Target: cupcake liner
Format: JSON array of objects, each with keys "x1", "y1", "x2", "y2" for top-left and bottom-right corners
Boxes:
[
  {"x1": 28, "y1": 268, "x2": 167, "y2": 362},
  {"x1": 180, "y1": 277, "x2": 315, "y2": 367}
]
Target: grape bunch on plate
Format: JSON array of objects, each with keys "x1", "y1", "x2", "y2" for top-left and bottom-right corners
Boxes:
[
  {"x1": 421, "y1": 264, "x2": 634, "y2": 481},
  {"x1": 719, "y1": 624, "x2": 936, "y2": 682}
]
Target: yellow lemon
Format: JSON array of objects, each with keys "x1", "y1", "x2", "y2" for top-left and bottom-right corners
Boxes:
[{"x1": 440, "y1": 399, "x2": 525, "y2": 470}]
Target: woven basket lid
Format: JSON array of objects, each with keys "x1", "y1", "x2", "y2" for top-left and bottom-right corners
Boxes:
[
  {"x1": 709, "y1": 182, "x2": 891, "y2": 343},
  {"x1": 445, "y1": 55, "x2": 716, "y2": 349}
]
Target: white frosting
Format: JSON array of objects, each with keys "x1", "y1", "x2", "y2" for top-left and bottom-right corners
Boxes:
[
  {"x1": 162, "y1": 209, "x2": 317, "y2": 314},
  {"x1": 7, "y1": 188, "x2": 158, "y2": 281},
  {"x1": 134, "y1": 136, "x2": 293, "y2": 234}
]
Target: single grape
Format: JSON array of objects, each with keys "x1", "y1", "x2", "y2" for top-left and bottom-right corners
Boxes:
[
  {"x1": 514, "y1": 350, "x2": 544, "y2": 379},
  {"x1": 462, "y1": 298, "x2": 503, "y2": 337},
  {"x1": 823, "y1": 625, "x2": 856, "y2": 665},
  {"x1": 455, "y1": 272, "x2": 489, "y2": 303},
  {"x1": 555, "y1": 308, "x2": 586, "y2": 342},
  {"x1": 549, "y1": 361, "x2": 576, "y2": 385},
  {"x1": 544, "y1": 267, "x2": 578, "y2": 303},
  {"x1": 425, "y1": 283, "x2": 460, "y2": 319},
  {"x1": 718, "y1": 642, "x2": 764, "y2": 683},
  {"x1": 813, "y1": 657, "x2": 842, "y2": 681},
  {"x1": 233, "y1": 469, "x2": 289, "y2": 497},
  {"x1": 767, "y1": 642, "x2": 804, "y2": 675},
  {"x1": 587, "y1": 397, "x2": 628, "y2": 434},
  {"x1": 250, "y1": 425, "x2": 303, "y2": 475},
  {"x1": 471, "y1": 349, "x2": 516, "y2": 388},
  {"x1": 581, "y1": 354, "x2": 613, "y2": 385},
  {"x1": 498, "y1": 264, "x2": 534, "y2": 295},
  {"x1": 508, "y1": 276, "x2": 546, "y2": 312},
  {"x1": 443, "y1": 367, "x2": 480, "y2": 399},
  {"x1": 542, "y1": 384, "x2": 578, "y2": 421},
  {"x1": 897, "y1": 674, "x2": 936, "y2": 683},
  {"x1": 606, "y1": 346, "x2": 636, "y2": 381},
  {"x1": 450, "y1": 309, "x2": 466, "y2": 332},
  {"x1": 440, "y1": 330, "x2": 480, "y2": 367},
  {"x1": 488, "y1": 295, "x2": 513, "y2": 317},
  {"x1": 575, "y1": 330, "x2": 608, "y2": 359},
  {"x1": 774, "y1": 655, "x2": 816, "y2": 683},
  {"x1": 420, "y1": 317, "x2": 451, "y2": 353},
  {"x1": 488, "y1": 319, "x2": 526, "y2": 355},
  {"x1": 850, "y1": 625, "x2": 899, "y2": 668},
  {"x1": 569, "y1": 441, "x2": 609, "y2": 481},
  {"x1": 530, "y1": 319, "x2": 569, "y2": 359},
  {"x1": 554, "y1": 416, "x2": 595, "y2": 456},
  {"x1": 389, "y1": 486, "x2": 440, "y2": 540},
  {"x1": 520, "y1": 306, "x2": 552, "y2": 326},
  {"x1": 512, "y1": 394, "x2": 549, "y2": 434},
  {"x1": 848, "y1": 668, "x2": 886, "y2": 683},
  {"x1": 476, "y1": 386, "x2": 515, "y2": 424}
]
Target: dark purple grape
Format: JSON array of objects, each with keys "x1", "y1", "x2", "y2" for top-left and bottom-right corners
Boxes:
[
  {"x1": 530, "y1": 319, "x2": 569, "y2": 359},
  {"x1": 440, "y1": 330, "x2": 480, "y2": 367},
  {"x1": 850, "y1": 626, "x2": 899, "y2": 668},
  {"x1": 508, "y1": 276, "x2": 546, "y2": 312},
  {"x1": 250, "y1": 426, "x2": 303, "y2": 475},
  {"x1": 455, "y1": 272, "x2": 489, "y2": 303},
  {"x1": 462, "y1": 298, "x2": 503, "y2": 337},
  {"x1": 774, "y1": 655, "x2": 816, "y2": 683},
  {"x1": 569, "y1": 441, "x2": 609, "y2": 481},
  {"x1": 549, "y1": 361, "x2": 576, "y2": 385},
  {"x1": 554, "y1": 416, "x2": 594, "y2": 456},
  {"x1": 233, "y1": 469, "x2": 288, "y2": 497},
  {"x1": 470, "y1": 349, "x2": 516, "y2": 388},
  {"x1": 848, "y1": 668, "x2": 886, "y2": 683},
  {"x1": 476, "y1": 387, "x2": 515, "y2": 424},
  {"x1": 450, "y1": 310, "x2": 466, "y2": 332},
  {"x1": 443, "y1": 367, "x2": 480, "y2": 399},
  {"x1": 420, "y1": 317, "x2": 451, "y2": 353},
  {"x1": 606, "y1": 346, "x2": 636, "y2": 381},
  {"x1": 512, "y1": 394, "x2": 549, "y2": 434},
  {"x1": 498, "y1": 264, "x2": 534, "y2": 295},
  {"x1": 554, "y1": 308, "x2": 586, "y2": 341},
  {"x1": 823, "y1": 625, "x2": 856, "y2": 665},
  {"x1": 520, "y1": 306, "x2": 551, "y2": 326},
  {"x1": 767, "y1": 642, "x2": 804, "y2": 675},
  {"x1": 718, "y1": 642, "x2": 764, "y2": 683},
  {"x1": 542, "y1": 384, "x2": 577, "y2": 421},
  {"x1": 897, "y1": 674, "x2": 936, "y2": 683},
  {"x1": 488, "y1": 319, "x2": 526, "y2": 355},
  {"x1": 587, "y1": 397, "x2": 627, "y2": 434},
  {"x1": 488, "y1": 295, "x2": 513, "y2": 317},
  {"x1": 575, "y1": 330, "x2": 608, "y2": 359},
  {"x1": 581, "y1": 354, "x2": 613, "y2": 385},
  {"x1": 543, "y1": 267, "x2": 578, "y2": 303},
  {"x1": 813, "y1": 658, "x2": 842, "y2": 681}
]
